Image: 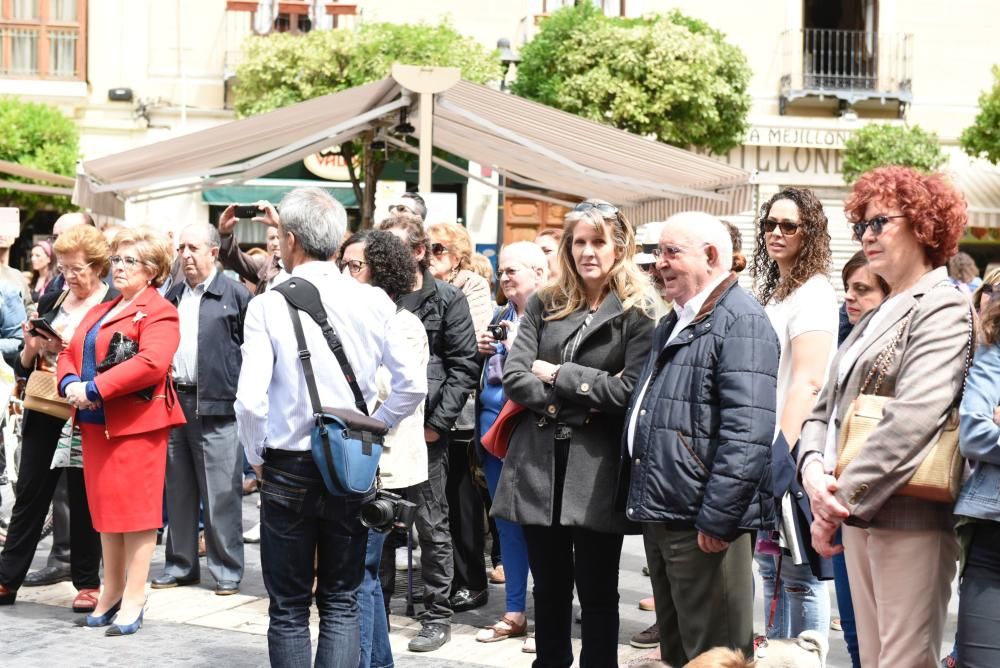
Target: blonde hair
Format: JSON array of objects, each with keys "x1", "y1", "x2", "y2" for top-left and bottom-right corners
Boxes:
[
  {"x1": 540, "y1": 199, "x2": 654, "y2": 320},
  {"x1": 469, "y1": 253, "x2": 495, "y2": 287},
  {"x1": 427, "y1": 222, "x2": 474, "y2": 272},
  {"x1": 111, "y1": 226, "x2": 173, "y2": 287},
  {"x1": 53, "y1": 224, "x2": 111, "y2": 278}
]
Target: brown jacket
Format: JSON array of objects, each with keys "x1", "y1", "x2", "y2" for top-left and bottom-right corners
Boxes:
[{"x1": 798, "y1": 267, "x2": 972, "y2": 531}]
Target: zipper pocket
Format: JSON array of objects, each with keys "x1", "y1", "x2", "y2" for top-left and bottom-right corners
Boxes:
[{"x1": 677, "y1": 432, "x2": 709, "y2": 479}]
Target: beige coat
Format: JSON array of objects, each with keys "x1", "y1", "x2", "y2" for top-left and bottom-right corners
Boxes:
[
  {"x1": 376, "y1": 308, "x2": 430, "y2": 490},
  {"x1": 798, "y1": 267, "x2": 971, "y2": 531}
]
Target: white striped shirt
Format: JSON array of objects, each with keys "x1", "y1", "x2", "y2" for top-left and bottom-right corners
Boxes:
[{"x1": 235, "y1": 260, "x2": 427, "y2": 466}]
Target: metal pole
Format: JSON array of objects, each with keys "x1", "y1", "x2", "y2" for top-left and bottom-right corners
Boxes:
[{"x1": 418, "y1": 91, "x2": 433, "y2": 195}]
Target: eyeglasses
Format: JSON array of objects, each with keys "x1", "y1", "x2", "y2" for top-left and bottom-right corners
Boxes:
[
  {"x1": 982, "y1": 283, "x2": 995, "y2": 296},
  {"x1": 651, "y1": 243, "x2": 707, "y2": 261},
  {"x1": 109, "y1": 255, "x2": 142, "y2": 270},
  {"x1": 56, "y1": 262, "x2": 92, "y2": 277},
  {"x1": 430, "y1": 243, "x2": 449, "y2": 257},
  {"x1": 338, "y1": 259, "x2": 367, "y2": 275},
  {"x1": 761, "y1": 219, "x2": 801, "y2": 236},
  {"x1": 496, "y1": 266, "x2": 520, "y2": 280},
  {"x1": 851, "y1": 214, "x2": 906, "y2": 241},
  {"x1": 574, "y1": 201, "x2": 620, "y2": 218}
]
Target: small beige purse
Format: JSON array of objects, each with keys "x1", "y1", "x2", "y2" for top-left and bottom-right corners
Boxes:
[
  {"x1": 23, "y1": 369, "x2": 73, "y2": 421},
  {"x1": 836, "y1": 304, "x2": 972, "y2": 504}
]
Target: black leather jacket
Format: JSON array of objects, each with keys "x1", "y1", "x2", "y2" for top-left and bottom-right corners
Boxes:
[{"x1": 397, "y1": 268, "x2": 478, "y2": 437}]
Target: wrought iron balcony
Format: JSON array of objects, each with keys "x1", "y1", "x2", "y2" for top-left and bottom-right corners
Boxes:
[{"x1": 780, "y1": 28, "x2": 913, "y2": 117}]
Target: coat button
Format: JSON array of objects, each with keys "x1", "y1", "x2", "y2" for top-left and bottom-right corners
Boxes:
[
  {"x1": 634, "y1": 457, "x2": 641, "y2": 464},
  {"x1": 547, "y1": 405, "x2": 556, "y2": 415},
  {"x1": 580, "y1": 382, "x2": 590, "y2": 392},
  {"x1": 639, "y1": 409, "x2": 646, "y2": 416},
  {"x1": 795, "y1": 491, "x2": 804, "y2": 499},
  {"x1": 627, "y1": 508, "x2": 634, "y2": 516}
]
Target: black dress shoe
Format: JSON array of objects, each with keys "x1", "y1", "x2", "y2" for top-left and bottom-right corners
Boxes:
[
  {"x1": 23, "y1": 565, "x2": 72, "y2": 587},
  {"x1": 449, "y1": 588, "x2": 488, "y2": 612},
  {"x1": 407, "y1": 622, "x2": 450, "y2": 652},
  {"x1": 215, "y1": 581, "x2": 239, "y2": 596},
  {"x1": 150, "y1": 574, "x2": 200, "y2": 589},
  {"x1": 0, "y1": 582, "x2": 16, "y2": 605}
]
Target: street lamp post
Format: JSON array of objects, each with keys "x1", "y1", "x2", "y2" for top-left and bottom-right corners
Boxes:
[{"x1": 496, "y1": 38, "x2": 521, "y2": 247}]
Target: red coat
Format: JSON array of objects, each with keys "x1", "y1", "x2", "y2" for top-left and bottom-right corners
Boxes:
[{"x1": 57, "y1": 286, "x2": 186, "y2": 438}]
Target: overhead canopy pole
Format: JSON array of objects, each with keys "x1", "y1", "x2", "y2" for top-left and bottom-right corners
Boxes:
[{"x1": 391, "y1": 64, "x2": 461, "y2": 194}]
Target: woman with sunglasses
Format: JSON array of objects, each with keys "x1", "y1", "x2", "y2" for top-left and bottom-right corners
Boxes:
[
  {"x1": 799, "y1": 166, "x2": 969, "y2": 668},
  {"x1": 425, "y1": 221, "x2": 495, "y2": 612},
  {"x1": 337, "y1": 230, "x2": 428, "y2": 668},
  {"x1": 0, "y1": 225, "x2": 111, "y2": 612},
  {"x1": 493, "y1": 199, "x2": 654, "y2": 667},
  {"x1": 751, "y1": 187, "x2": 838, "y2": 642},
  {"x1": 971, "y1": 267, "x2": 1000, "y2": 316}
]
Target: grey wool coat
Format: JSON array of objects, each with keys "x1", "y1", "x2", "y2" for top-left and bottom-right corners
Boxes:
[{"x1": 492, "y1": 291, "x2": 654, "y2": 534}]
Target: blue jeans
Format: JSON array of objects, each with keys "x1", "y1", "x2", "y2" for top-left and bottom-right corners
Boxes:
[
  {"x1": 832, "y1": 529, "x2": 860, "y2": 668},
  {"x1": 358, "y1": 529, "x2": 393, "y2": 668},
  {"x1": 482, "y1": 451, "x2": 528, "y2": 612},
  {"x1": 756, "y1": 548, "x2": 830, "y2": 640},
  {"x1": 260, "y1": 452, "x2": 370, "y2": 668}
]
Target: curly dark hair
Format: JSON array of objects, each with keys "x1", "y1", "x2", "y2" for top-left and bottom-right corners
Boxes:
[
  {"x1": 751, "y1": 187, "x2": 832, "y2": 304},
  {"x1": 338, "y1": 229, "x2": 416, "y2": 300}
]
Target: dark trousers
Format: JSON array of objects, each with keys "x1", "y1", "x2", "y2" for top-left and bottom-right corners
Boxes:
[
  {"x1": 446, "y1": 432, "x2": 486, "y2": 594},
  {"x1": 643, "y1": 526, "x2": 754, "y2": 667},
  {"x1": 47, "y1": 473, "x2": 72, "y2": 568},
  {"x1": 260, "y1": 451, "x2": 370, "y2": 668},
  {"x1": 522, "y1": 523, "x2": 624, "y2": 668},
  {"x1": 0, "y1": 410, "x2": 100, "y2": 590},
  {"x1": 958, "y1": 521, "x2": 1000, "y2": 668},
  {"x1": 411, "y1": 438, "x2": 453, "y2": 623}
]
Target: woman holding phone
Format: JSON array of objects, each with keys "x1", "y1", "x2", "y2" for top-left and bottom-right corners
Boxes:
[{"x1": 0, "y1": 225, "x2": 112, "y2": 613}]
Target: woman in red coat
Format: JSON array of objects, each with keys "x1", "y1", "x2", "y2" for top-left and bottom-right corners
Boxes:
[{"x1": 57, "y1": 227, "x2": 186, "y2": 636}]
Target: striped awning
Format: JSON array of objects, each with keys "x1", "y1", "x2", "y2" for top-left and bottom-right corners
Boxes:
[{"x1": 949, "y1": 153, "x2": 1000, "y2": 229}]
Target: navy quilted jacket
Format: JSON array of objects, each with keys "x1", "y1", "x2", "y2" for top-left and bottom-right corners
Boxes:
[{"x1": 622, "y1": 274, "x2": 778, "y2": 541}]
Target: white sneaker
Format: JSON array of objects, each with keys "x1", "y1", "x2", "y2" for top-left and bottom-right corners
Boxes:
[
  {"x1": 243, "y1": 522, "x2": 261, "y2": 543},
  {"x1": 396, "y1": 546, "x2": 420, "y2": 570}
]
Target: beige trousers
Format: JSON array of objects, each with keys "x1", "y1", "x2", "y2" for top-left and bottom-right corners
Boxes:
[{"x1": 842, "y1": 525, "x2": 959, "y2": 668}]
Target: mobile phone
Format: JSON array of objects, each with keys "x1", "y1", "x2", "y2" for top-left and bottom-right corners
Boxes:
[
  {"x1": 29, "y1": 318, "x2": 62, "y2": 341},
  {"x1": 233, "y1": 204, "x2": 261, "y2": 220}
]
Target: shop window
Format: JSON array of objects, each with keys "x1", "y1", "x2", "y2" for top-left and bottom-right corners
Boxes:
[{"x1": 0, "y1": 0, "x2": 86, "y2": 79}]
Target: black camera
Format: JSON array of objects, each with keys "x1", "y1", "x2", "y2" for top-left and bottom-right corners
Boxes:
[
  {"x1": 360, "y1": 490, "x2": 417, "y2": 533},
  {"x1": 487, "y1": 323, "x2": 508, "y2": 341}
]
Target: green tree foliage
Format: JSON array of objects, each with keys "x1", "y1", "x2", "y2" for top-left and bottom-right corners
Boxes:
[
  {"x1": 234, "y1": 21, "x2": 500, "y2": 117},
  {"x1": 233, "y1": 21, "x2": 500, "y2": 227},
  {"x1": 841, "y1": 123, "x2": 946, "y2": 184},
  {"x1": 0, "y1": 97, "x2": 78, "y2": 216},
  {"x1": 510, "y1": 4, "x2": 752, "y2": 155},
  {"x1": 961, "y1": 65, "x2": 1000, "y2": 165}
]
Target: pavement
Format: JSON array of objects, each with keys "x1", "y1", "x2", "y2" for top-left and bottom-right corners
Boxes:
[{"x1": 0, "y1": 479, "x2": 959, "y2": 667}]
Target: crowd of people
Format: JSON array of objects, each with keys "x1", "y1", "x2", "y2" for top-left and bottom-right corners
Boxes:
[{"x1": 0, "y1": 166, "x2": 997, "y2": 668}]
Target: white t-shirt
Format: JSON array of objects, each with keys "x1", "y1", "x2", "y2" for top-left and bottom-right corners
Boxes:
[{"x1": 765, "y1": 274, "x2": 839, "y2": 438}]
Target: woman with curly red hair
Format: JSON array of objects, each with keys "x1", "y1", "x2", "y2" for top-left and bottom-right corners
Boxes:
[
  {"x1": 751, "y1": 187, "x2": 837, "y2": 643},
  {"x1": 798, "y1": 166, "x2": 970, "y2": 668}
]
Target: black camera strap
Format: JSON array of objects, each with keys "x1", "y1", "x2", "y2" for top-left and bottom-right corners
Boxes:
[{"x1": 273, "y1": 277, "x2": 368, "y2": 417}]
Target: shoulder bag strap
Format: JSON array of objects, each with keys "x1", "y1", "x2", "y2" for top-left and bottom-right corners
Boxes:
[
  {"x1": 274, "y1": 278, "x2": 369, "y2": 416},
  {"x1": 284, "y1": 302, "x2": 323, "y2": 418}
]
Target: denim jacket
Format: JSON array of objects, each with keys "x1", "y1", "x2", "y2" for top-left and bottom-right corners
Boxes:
[
  {"x1": 956, "y1": 343, "x2": 1000, "y2": 522},
  {"x1": 0, "y1": 282, "x2": 25, "y2": 367}
]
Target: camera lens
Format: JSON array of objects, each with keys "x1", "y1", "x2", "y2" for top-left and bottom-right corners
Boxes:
[{"x1": 360, "y1": 499, "x2": 395, "y2": 529}]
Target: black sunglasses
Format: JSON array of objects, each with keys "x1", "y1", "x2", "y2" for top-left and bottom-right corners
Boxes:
[
  {"x1": 574, "y1": 201, "x2": 620, "y2": 217},
  {"x1": 852, "y1": 214, "x2": 906, "y2": 241},
  {"x1": 429, "y1": 242, "x2": 449, "y2": 256},
  {"x1": 982, "y1": 283, "x2": 995, "y2": 296},
  {"x1": 761, "y1": 219, "x2": 801, "y2": 236}
]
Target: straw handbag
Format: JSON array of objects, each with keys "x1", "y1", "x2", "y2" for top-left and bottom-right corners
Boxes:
[{"x1": 836, "y1": 305, "x2": 973, "y2": 504}]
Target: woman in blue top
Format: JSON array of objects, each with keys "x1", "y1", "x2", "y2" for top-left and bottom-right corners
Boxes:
[
  {"x1": 475, "y1": 241, "x2": 549, "y2": 649},
  {"x1": 955, "y1": 298, "x2": 1000, "y2": 667}
]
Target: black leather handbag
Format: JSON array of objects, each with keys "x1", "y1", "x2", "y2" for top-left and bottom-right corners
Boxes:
[{"x1": 97, "y1": 332, "x2": 155, "y2": 400}]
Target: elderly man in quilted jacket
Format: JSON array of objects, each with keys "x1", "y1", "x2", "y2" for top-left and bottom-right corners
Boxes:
[{"x1": 622, "y1": 211, "x2": 779, "y2": 667}]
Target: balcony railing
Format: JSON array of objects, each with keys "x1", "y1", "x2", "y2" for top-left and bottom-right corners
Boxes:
[{"x1": 781, "y1": 28, "x2": 913, "y2": 115}]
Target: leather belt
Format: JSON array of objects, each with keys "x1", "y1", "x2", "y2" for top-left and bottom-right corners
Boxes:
[{"x1": 175, "y1": 383, "x2": 197, "y2": 394}]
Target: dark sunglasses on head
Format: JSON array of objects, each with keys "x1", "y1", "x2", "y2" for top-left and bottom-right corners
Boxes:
[
  {"x1": 574, "y1": 201, "x2": 620, "y2": 218},
  {"x1": 761, "y1": 219, "x2": 801, "y2": 236},
  {"x1": 851, "y1": 214, "x2": 906, "y2": 241},
  {"x1": 429, "y1": 242, "x2": 448, "y2": 256},
  {"x1": 982, "y1": 283, "x2": 995, "y2": 296}
]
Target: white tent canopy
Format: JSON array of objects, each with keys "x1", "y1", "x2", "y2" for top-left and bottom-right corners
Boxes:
[
  {"x1": 74, "y1": 71, "x2": 751, "y2": 221},
  {"x1": 0, "y1": 160, "x2": 74, "y2": 197}
]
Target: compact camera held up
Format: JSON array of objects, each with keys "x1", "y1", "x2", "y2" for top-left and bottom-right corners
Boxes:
[
  {"x1": 360, "y1": 490, "x2": 417, "y2": 533},
  {"x1": 487, "y1": 323, "x2": 508, "y2": 341}
]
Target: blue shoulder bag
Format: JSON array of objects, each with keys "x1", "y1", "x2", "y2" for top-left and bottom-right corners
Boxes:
[{"x1": 273, "y1": 278, "x2": 387, "y2": 496}]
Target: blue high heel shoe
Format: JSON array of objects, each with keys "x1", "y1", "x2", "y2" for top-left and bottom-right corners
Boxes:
[
  {"x1": 104, "y1": 606, "x2": 144, "y2": 636},
  {"x1": 74, "y1": 599, "x2": 122, "y2": 628}
]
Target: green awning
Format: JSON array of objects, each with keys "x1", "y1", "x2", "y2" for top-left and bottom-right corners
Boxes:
[{"x1": 202, "y1": 180, "x2": 358, "y2": 208}]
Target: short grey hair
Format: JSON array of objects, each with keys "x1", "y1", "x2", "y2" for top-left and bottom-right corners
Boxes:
[
  {"x1": 500, "y1": 241, "x2": 548, "y2": 275},
  {"x1": 181, "y1": 223, "x2": 221, "y2": 249},
  {"x1": 662, "y1": 211, "x2": 733, "y2": 273},
  {"x1": 278, "y1": 187, "x2": 347, "y2": 260}
]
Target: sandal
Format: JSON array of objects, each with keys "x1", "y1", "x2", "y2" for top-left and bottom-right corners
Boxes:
[
  {"x1": 475, "y1": 615, "x2": 528, "y2": 643},
  {"x1": 522, "y1": 634, "x2": 536, "y2": 654},
  {"x1": 72, "y1": 588, "x2": 100, "y2": 613}
]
